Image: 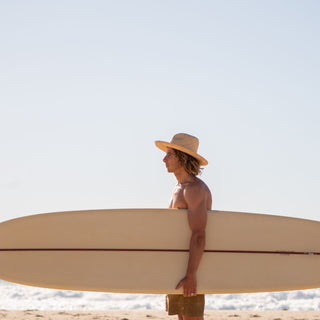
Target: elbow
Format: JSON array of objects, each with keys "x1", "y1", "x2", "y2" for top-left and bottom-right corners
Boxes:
[{"x1": 192, "y1": 230, "x2": 206, "y2": 247}]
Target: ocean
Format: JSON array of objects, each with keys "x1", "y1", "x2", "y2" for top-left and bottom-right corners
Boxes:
[{"x1": 1, "y1": 281, "x2": 320, "y2": 310}]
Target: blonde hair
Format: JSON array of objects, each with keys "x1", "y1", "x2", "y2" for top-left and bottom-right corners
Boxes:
[{"x1": 173, "y1": 149, "x2": 203, "y2": 176}]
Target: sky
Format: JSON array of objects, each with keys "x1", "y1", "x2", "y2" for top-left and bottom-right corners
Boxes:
[{"x1": 0, "y1": 0, "x2": 319, "y2": 223}]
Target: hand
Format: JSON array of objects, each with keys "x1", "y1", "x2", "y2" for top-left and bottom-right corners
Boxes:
[{"x1": 175, "y1": 275, "x2": 197, "y2": 297}]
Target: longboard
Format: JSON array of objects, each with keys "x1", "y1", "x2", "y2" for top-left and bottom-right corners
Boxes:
[{"x1": 1, "y1": 209, "x2": 320, "y2": 294}]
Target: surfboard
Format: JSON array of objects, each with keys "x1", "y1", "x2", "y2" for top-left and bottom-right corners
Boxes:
[{"x1": 1, "y1": 209, "x2": 320, "y2": 294}]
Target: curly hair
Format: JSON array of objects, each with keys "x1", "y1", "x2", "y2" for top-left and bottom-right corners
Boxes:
[{"x1": 173, "y1": 149, "x2": 203, "y2": 176}]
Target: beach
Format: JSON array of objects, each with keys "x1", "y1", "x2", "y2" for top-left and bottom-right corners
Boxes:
[
  {"x1": 2, "y1": 281, "x2": 320, "y2": 318},
  {"x1": 2, "y1": 310, "x2": 320, "y2": 320},
  {"x1": 2, "y1": 281, "x2": 320, "y2": 312}
]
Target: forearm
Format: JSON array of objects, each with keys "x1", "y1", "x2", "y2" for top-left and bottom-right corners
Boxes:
[{"x1": 186, "y1": 231, "x2": 205, "y2": 277}]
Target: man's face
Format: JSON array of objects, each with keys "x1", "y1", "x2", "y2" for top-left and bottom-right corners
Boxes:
[{"x1": 163, "y1": 148, "x2": 182, "y2": 173}]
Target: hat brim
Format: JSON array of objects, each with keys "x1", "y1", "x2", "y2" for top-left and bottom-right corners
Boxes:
[{"x1": 155, "y1": 140, "x2": 208, "y2": 166}]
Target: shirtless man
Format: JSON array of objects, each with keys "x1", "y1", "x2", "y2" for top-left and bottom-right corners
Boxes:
[{"x1": 155, "y1": 133, "x2": 212, "y2": 320}]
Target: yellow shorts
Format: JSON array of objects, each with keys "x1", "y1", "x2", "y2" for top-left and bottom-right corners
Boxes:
[{"x1": 166, "y1": 294, "x2": 205, "y2": 317}]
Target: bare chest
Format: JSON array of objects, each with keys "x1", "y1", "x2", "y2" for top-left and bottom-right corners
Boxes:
[{"x1": 169, "y1": 185, "x2": 188, "y2": 209}]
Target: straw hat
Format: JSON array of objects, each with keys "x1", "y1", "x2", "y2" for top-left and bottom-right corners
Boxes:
[{"x1": 155, "y1": 133, "x2": 208, "y2": 166}]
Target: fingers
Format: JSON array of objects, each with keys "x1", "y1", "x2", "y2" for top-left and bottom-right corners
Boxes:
[
  {"x1": 180, "y1": 282, "x2": 196, "y2": 297},
  {"x1": 175, "y1": 278, "x2": 197, "y2": 297},
  {"x1": 184, "y1": 288, "x2": 197, "y2": 297},
  {"x1": 175, "y1": 280, "x2": 183, "y2": 290}
]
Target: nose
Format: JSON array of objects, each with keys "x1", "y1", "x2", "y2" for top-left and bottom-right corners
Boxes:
[{"x1": 163, "y1": 154, "x2": 168, "y2": 163}]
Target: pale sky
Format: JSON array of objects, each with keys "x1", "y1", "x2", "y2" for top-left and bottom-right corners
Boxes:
[{"x1": 1, "y1": 1, "x2": 319, "y2": 222}]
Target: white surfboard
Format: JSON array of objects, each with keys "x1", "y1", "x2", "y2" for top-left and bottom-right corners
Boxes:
[{"x1": 1, "y1": 209, "x2": 320, "y2": 294}]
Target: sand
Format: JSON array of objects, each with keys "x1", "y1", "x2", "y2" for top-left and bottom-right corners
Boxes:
[{"x1": 1, "y1": 310, "x2": 320, "y2": 320}]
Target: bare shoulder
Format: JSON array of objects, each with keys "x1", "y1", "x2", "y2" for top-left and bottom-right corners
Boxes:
[
  {"x1": 185, "y1": 178, "x2": 211, "y2": 195},
  {"x1": 184, "y1": 178, "x2": 212, "y2": 209}
]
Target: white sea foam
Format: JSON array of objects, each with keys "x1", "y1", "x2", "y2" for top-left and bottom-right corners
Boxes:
[{"x1": 1, "y1": 281, "x2": 320, "y2": 310}]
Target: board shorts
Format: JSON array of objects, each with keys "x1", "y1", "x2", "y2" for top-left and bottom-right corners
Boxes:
[{"x1": 166, "y1": 294, "x2": 205, "y2": 317}]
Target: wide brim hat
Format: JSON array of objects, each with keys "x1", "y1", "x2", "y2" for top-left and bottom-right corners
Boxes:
[{"x1": 155, "y1": 133, "x2": 208, "y2": 166}]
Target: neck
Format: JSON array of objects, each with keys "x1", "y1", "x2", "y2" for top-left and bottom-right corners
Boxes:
[{"x1": 174, "y1": 168, "x2": 195, "y2": 184}]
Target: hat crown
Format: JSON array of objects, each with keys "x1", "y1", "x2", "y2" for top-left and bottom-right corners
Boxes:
[{"x1": 170, "y1": 133, "x2": 199, "y2": 153}]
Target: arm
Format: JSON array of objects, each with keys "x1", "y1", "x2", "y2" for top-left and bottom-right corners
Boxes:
[{"x1": 175, "y1": 184, "x2": 208, "y2": 297}]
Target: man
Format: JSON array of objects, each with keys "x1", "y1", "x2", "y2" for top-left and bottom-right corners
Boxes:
[{"x1": 155, "y1": 133, "x2": 212, "y2": 320}]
